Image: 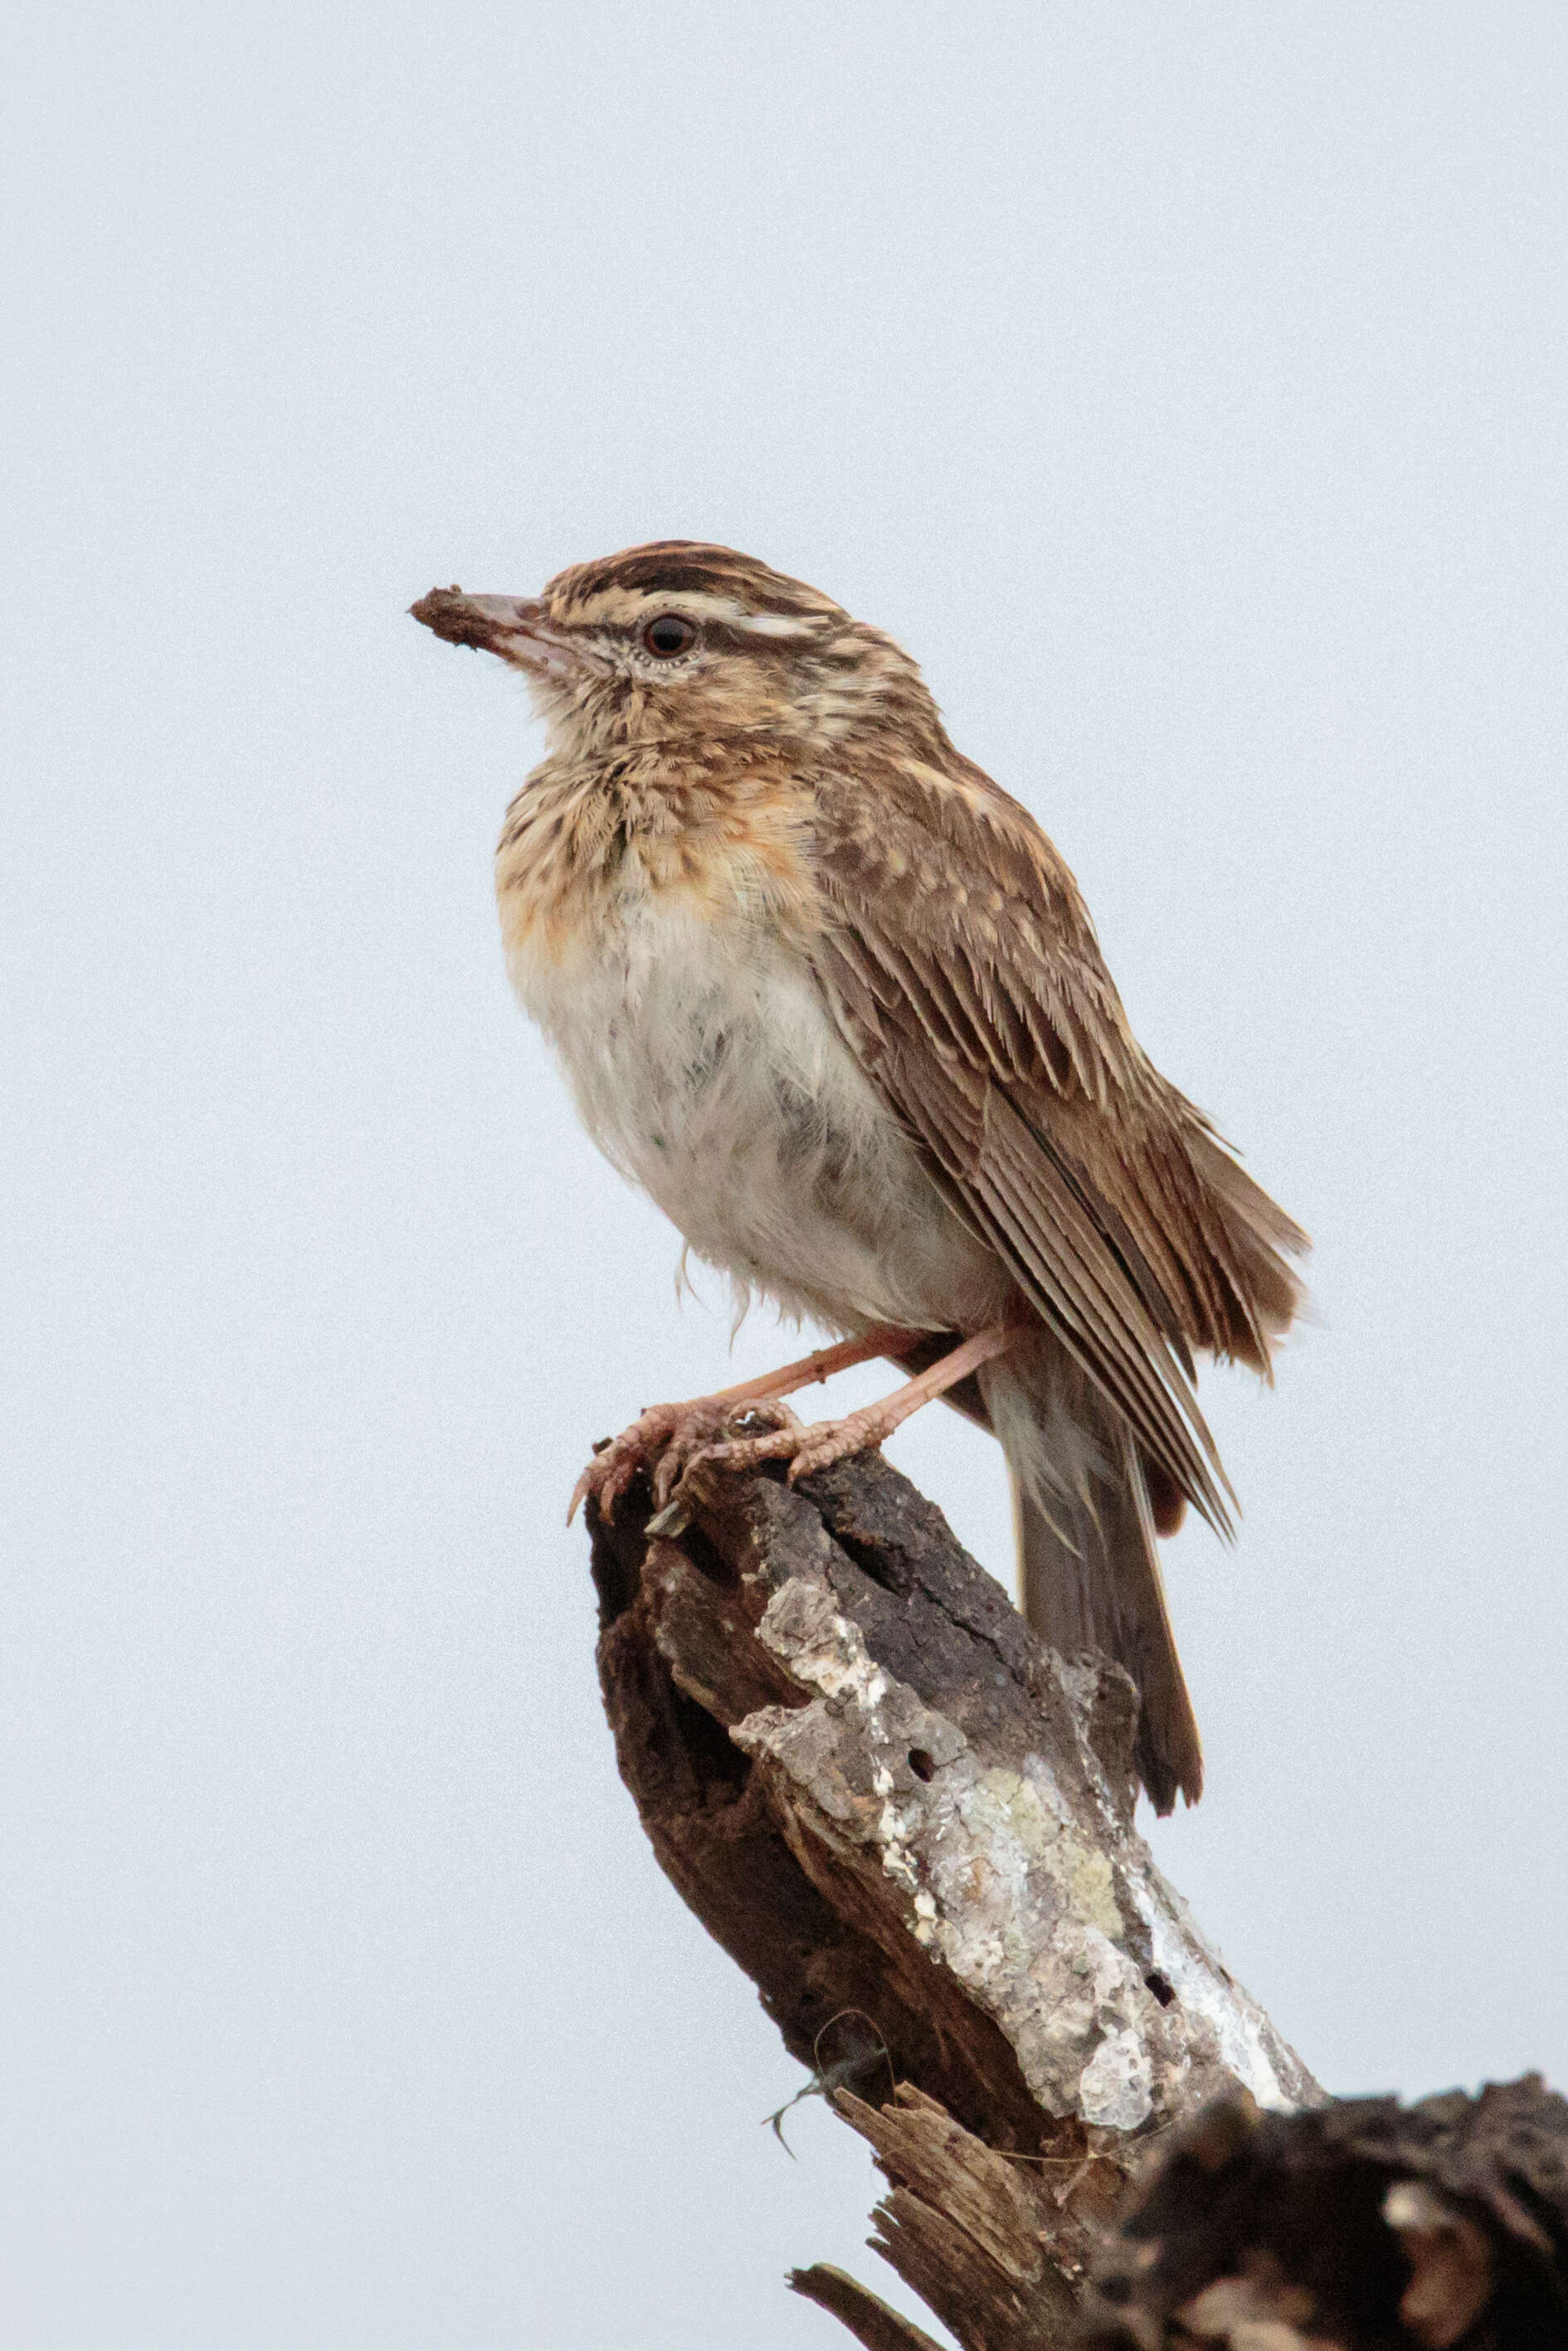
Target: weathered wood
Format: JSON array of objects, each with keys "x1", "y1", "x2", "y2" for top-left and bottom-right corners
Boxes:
[
  {"x1": 787, "y1": 2265, "x2": 948, "y2": 2351},
  {"x1": 1083, "y1": 2073, "x2": 1568, "y2": 2349},
  {"x1": 589, "y1": 1451, "x2": 1320, "y2": 2345}
]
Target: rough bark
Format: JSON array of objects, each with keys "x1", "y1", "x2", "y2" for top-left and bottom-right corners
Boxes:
[
  {"x1": 589, "y1": 1451, "x2": 1318, "y2": 2344},
  {"x1": 1083, "y1": 2074, "x2": 1568, "y2": 2349}
]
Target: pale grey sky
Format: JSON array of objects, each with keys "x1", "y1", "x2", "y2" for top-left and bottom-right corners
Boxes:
[{"x1": 4, "y1": 5, "x2": 1566, "y2": 2346}]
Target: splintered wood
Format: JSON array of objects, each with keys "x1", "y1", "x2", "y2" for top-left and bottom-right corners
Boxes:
[
  {"x1": 589, "y1": 1453, "x2": 1312, "y2": 2344},
  {"x1": 587, "y1": 1453, "x2": 1566, "y2": 2347}
]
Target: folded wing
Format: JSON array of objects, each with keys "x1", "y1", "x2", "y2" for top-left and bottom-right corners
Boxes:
[{"x1": 808, "y1": 753, "x2": 1309, "y2": 1540}]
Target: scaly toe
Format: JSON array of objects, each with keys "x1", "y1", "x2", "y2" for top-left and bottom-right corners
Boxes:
[
  {"x1": 682, "y1": 1404, "x2": 892, "y2": 1490},
  {"x1": 570, "y1": 1396, "x2": 809, "y2": 1526},
  {"x1": 784, "y1": 1408, "x2": 891, "y2": 1485},
  {"x1": 650, "y1": 1406, "x2": 730, "y2": 1509},
  {"x1": 667, "y1": 1402, "x2": 805, "y2": 1487},
  {"x1": 568, "y1": 1401, "x2": 684, "y2": 1525}
]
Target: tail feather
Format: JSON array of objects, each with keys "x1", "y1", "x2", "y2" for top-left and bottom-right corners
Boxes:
[{"x1": 981, "y1": 1346, "x2": 1203, "y2": 1813}]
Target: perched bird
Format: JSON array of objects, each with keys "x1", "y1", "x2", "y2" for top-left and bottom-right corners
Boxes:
[{"x1": 412, "y1": 543, "x2": 1307, "y2": 1812}]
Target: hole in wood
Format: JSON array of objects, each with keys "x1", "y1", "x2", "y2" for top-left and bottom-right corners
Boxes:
[{"x1": 908, "y1": 1749, "x2": 937, "y2": 1782}]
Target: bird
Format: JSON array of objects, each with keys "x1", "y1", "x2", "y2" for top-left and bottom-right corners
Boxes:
[{"x1": 411, "y1": 542, "x2": 1307, "y2": 1813}]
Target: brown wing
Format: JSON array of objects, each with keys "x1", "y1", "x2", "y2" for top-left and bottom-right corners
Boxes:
[{"x1": 808, "y1": 753, "x2": 1309, "y2": 1538}]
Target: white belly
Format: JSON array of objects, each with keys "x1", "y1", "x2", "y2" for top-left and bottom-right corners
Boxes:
[{"x1": 506, "y1": 890, "x2": 1002, "y2": 1334}]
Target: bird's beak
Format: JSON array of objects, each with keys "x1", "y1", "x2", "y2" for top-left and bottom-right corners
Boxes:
[{"x1": 409, "y1": 587, "x2": 581, "y2": 678}]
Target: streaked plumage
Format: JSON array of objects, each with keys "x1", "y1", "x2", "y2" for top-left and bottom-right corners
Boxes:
[{"x1": 412, "y1": 543, "x2": 1308, "y2": 1811}]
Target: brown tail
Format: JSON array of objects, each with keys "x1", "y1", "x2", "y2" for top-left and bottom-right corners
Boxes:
[
  {"x1": 1013, "y1": 1468, "x2": 1201, "y2": 1813},
  {"x1": 980, "y1": 1345, "x2": 1203, "y2": 1813}
]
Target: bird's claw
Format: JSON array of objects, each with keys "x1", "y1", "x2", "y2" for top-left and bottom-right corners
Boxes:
[
  {"x1": 568, "y1": 1401, "x2": 683, "y2": 1526},
  {"x1": 568, "y1": 1397, "x2": 805, "y2": 1527},
  {"x1": 676, "y1": 1401, "x2": 897, "y2": 1489}
]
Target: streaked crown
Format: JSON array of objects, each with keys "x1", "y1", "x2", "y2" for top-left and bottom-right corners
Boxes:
[{"x1": 542, "y1": 540, "x2": 849, "y2": 630}]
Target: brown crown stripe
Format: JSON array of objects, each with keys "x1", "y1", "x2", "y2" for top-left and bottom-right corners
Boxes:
[{"x1": 548, "y1": 541, "x2": 845, "y2": 618}]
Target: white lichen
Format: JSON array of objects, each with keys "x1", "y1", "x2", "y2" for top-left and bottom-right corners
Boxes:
[{"x1": 738, "y1": 1574, "x2": 1315, "y2": 2130}]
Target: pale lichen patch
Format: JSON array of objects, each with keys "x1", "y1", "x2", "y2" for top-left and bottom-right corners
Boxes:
[
  {"x1": 1079, "y1": 2027, "x2": 1154, "y2": 2131},
  {"x1": 734, "y1": 1571, "x2": 1316, "y2": 2131}
]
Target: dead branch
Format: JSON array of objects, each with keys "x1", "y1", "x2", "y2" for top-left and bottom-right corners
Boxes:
[
  {"x1": 589, "y1": 1450, "x2": 1317, "y2": 2344},
  {"x1": 587, "y1": 1450, "x2": 1566, "y2": 2345}
]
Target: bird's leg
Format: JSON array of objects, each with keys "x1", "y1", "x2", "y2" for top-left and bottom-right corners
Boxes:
[
  {"x1": 670, "y1": 1325, "x2": 1020, "y2": 1494},
  {"x1": 568, "y1": 1324, "x2": 916, "y2": 1526}
]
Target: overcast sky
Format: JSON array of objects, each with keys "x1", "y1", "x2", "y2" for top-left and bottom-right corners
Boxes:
[{"x1": 5, "y1": 5, "x2": 1567, "y2": 2346}]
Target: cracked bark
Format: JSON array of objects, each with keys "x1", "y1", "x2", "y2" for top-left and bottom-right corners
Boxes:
[
  {"x1": 588, "y1": 1452, "x2": 1568, "y2": 2347},
  {"x1": 589, "y1": 1450, "x2": 1319, "y2": 2346}
]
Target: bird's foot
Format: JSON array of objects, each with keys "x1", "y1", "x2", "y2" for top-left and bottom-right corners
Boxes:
[
  {"x1": 573, "y1": 1327, "x2": 1019, "y2": 1535},
  {"x1": 674, "y1": 1397, "x2": 908, "y2": 1493},
  {"x1": 569, "y1": 1396, "x2": 805, "y2": 1527}
]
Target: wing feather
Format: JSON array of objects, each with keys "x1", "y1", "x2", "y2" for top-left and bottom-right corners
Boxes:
[{"x1": 809, "y1": 755, "x2": 1307, "y2": 1532}]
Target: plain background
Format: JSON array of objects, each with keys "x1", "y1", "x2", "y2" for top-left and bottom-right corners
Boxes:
[{"x1": 4, "y1": 5, "x2": 1566, "y2": 2345}]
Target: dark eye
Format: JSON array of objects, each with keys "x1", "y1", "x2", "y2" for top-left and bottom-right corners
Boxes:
[{"x1": 643, "y1": 613, "x2": 696, "y2": 658}]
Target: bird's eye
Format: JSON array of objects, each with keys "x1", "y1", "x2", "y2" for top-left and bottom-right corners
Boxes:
[{"x1": 643, "y1": 613, "x2": 696, "y2": 658}]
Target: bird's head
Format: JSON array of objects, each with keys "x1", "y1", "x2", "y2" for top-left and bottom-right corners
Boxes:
[{"x1": 411, "y1": 541, "x2": 942, "y2": 761}]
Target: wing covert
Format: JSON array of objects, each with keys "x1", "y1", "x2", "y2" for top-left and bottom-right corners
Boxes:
[{"x1": 809, "y1": 755, "x2": 1306, "y2": 1533}]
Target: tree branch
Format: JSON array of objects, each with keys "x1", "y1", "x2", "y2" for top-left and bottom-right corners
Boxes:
[{"x1": 589, "y1": 1449, "x2": 1317, "y2": 2344}]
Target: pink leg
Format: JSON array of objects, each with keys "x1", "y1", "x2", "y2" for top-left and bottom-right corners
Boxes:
[
  {"x1": 655, "y1": 1325, "x2": 1019, "y2": 1506},
  {"x1": 693, "y1": 1326, "x2": 915, "y2": 1412},
  {"x1": 568, "y1": 1324, "x2": 916, "y2": 1524}
]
